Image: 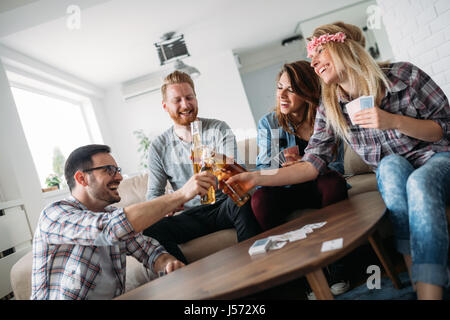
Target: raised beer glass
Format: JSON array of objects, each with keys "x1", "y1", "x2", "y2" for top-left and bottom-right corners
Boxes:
[
  {"x1": 190, "y1": 120, "x2": 215, "y2": 204},
  {"x1": 199, "y1": 146, "x2": 216, "y2": 205},
  {"x1": 212, "y1": 152, "x2": 251, "y2": 207}
]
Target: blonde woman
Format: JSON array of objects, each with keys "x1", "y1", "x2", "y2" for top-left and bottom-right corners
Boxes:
[{"x1": 227, "y1": 22, "x2": 450, "y2": 300}]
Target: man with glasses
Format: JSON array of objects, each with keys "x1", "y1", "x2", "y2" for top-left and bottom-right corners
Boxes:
[{"x1": 31, "y1": 144, "x2": 216, "y2": 300}]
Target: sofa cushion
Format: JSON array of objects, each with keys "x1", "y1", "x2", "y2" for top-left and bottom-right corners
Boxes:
[
  {"x1": 179, "y1": 229, "x2": 237, "y2": 263},
  {"x1": 347, "y1": 173, "x2": 378, "y2": 197},
  {"x1": 10, "y1": 250, "x2": 32, "y2": 300},
  {"x1": 344, "y1": 142, "x2": 372, "y2": 175},
  {"x1": 125, "y1": 255, "x2": 154, "y2": 292},
  {"x1": 113, "y1": 173, "x2": 148, "y2": 208},
  {"x1": 284, "y1": 174, "x2": 378, "y2": 222}
]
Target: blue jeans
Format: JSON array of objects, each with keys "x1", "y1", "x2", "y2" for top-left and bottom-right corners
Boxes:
[{"x1": 376, "y1": 152, "x2": 450, "y2": 287}]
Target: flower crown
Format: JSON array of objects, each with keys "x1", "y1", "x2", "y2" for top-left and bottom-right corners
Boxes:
[{"x1": 307, "y1": 32, "x2": 347, "y2": 58}]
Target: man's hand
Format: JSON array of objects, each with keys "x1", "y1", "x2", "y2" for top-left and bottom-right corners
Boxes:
[
  {"x1": 165, "y1": 205, "x2": 184, "y2": 217},
  {"x1": 178, "y1": 171, "x2": 217, "y2": 202},
  {"x1": 154, "y1": 253, "x2": 185, "y2": 276}
]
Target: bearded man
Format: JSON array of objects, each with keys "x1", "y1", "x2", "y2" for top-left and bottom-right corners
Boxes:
[{"x1": 143, "y1": 71, "x2": 261, "y2": 264}]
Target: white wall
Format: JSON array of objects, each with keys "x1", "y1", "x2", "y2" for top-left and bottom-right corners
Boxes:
[
  {"x1": 239, "y1": 0, "x2": 395, "y2": 129},
  {"x1": 241, "y1": 62, "x2": 284, "y2": 126},
  {"x1": 102, "y1": 81, "x2": 170, "y2": 177},
  {"x1": 103, "y1": 49, "x2": 256, "y2": 176},
  {"x1": 299, "y1": 0, "x2": 393, "y2": 62},
  {"x1": 377, "y1": 0, "x2": 450, "y2": 96},
  {"x1": 0, "y1": 45, "x2": 111, "y2": 220},
  {"x1": 0, "y1": 60, "x2": 43, "y2": 231},
  {"x1": 239, "y1": 39, "x2": 308, "y2": 126}
]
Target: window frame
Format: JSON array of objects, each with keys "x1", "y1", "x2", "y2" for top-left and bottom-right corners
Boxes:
[{"x1": 5, "y1": 64, "x2": 104, "y2": 197}]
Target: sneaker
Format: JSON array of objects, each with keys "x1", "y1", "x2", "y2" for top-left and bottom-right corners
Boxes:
[
  {"x1": 306, "y1": 291, "x2": 316, "y2": 300},
  {"x1": 330, "y1": 280, "x2": 350, "y2": 296},
  {"x1": 305, "y1": 281, "x2": 349, "y2": 300}
]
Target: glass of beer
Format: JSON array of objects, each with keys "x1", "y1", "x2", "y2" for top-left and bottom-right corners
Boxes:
[
  {"x1": 212, "y1": 153, "x2": 251, "y2": 207},
  {"x1": 192, "y1": 145, "x2": 216, "y2": 205},
  {"x1": 191, "y1": 146, "x2": 203, "y2": 174}
]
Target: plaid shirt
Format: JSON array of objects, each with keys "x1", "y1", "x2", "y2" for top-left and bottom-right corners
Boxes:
[
  {"x1": 303, "y1": 62, "x2": 450, "y2": 174},
  {"x1": 31, "y1": 196, "x2": 167, "y2": 300}
]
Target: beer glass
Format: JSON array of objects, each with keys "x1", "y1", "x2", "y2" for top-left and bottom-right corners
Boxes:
[
  {"x1": 212, "y1": 153, "x2": 251, "y2": 207},
  {"x1": 192, "y1": 145, "x2": 216, "y2": 205},
  {"x1": 191, "y1": 146, "x2": 202, "y2": 174}
]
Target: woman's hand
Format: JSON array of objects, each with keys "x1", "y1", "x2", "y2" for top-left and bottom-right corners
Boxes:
[
  {"x1": 352, "y1": 106, "x2": 443, "y2": 142},
  {"x1": 225, "y1": 171, "x2": 258, "y2": 190},
  {"x1": 282, "y1": 153, "x2": 302, "y2": 167},
  {"x1": 352, "y1": 106, "x2": 397, "y2": 130}
]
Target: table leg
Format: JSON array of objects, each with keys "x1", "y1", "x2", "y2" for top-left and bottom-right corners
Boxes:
[
  {"x1": 368, "y1": 230, "x2": 402, "y2": 289},
  {"x1": 305, "y1": 269, "x2": 334, "y2": 300}
]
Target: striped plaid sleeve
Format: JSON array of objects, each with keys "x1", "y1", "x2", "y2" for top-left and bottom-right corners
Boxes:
[
  {"x1": 301, "y1": 104, "x2": 338, "y2": 174},
  {"x1": 40, "y1": 200, "x2": 135, "y2": 246},
  {"x1": 125, "y1": 234, "x2": 167, "y2": 276},
  {"x1": 405, "y1": 62, "x2": 450, "y2": 143}
]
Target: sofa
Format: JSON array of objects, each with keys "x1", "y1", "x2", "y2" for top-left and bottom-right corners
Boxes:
[{"x1": 9, "y1": 138, "x2": 450, "y2": 299}]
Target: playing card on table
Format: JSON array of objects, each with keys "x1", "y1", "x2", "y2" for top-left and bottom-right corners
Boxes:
[
  {"x1": 346, "y1": 96, "x2": 374, "y2": 125},
  {"x1": 269, "y1": 234, "x2": 292, "y2": 242},
  {"x1": 321, "y1": 238, "x2": 344, "y2": 252},
  {"x1": 285, "y1": 229, "x2": 308, "y2": 241},
  {"x1": 268, "y1": 240, "x2": 288, "y2": 251},
  {"x1": 304, "y1": 222, "x2": 327, "y2": 229},
  {"x1": 300, "y1": 226, "x2": 314, "y2": 234}
]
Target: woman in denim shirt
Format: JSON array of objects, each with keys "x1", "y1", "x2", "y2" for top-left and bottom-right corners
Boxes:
[
  {"x1": 251, "y1": 60, "x2": 350, "y2": 298},
  {"x1": 252, "y1": 61, "x2": 348, "y2": 231}
]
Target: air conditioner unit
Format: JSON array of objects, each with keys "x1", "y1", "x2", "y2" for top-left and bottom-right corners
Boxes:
[{"x1": 121, "y1": 72, "x2": 165, "y2": 101}]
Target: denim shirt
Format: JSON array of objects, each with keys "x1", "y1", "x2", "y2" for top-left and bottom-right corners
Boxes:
[{"x1": 256, "y1": 112, "x2": 345, "y2": 175}]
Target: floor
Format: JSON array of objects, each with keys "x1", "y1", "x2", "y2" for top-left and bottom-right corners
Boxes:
[{"x1": 244, "y1": 236, "x2": 409, "y2": 300}]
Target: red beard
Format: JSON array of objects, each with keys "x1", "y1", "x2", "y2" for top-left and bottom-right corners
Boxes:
[{"x1": 168, "y1": 109, "x2": 198, "y2": 126}]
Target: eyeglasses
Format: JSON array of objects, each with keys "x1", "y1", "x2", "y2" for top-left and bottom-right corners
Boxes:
[{"x1": 83, "y1": 165, "x2": 122, "y2": 177}]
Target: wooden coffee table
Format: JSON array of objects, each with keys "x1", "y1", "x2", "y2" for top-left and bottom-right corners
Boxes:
[{"x1": 116, "y1": 191, "x2": 401, "y2": 300}]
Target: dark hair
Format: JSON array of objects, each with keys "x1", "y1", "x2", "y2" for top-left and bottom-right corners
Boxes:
[
  {"x1": 275, "y1": 60, "x2": 321, "y2": 137},
  {"x1": 64, "y1": 144, "x2": 111, "y2": 191}
]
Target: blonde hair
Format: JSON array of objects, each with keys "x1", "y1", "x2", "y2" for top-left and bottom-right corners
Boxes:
[
  {"x1": 161, "y1": 70, "x2": 196, "y2": 101},
  {"x1": 275, "y1": 60, "x2": 321, "y2": 137},
  {"x1": 309, "y1": 22, "x2": 391, "y2": 141}
]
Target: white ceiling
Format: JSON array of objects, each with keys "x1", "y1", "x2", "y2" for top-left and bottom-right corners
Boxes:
[{"x1": 0, "y1": 0, "x2": 364, "y2": 88}]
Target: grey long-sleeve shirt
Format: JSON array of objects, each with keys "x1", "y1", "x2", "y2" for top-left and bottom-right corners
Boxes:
[{"x1": 146, "y1": 117, "x2": 238, "y2": 209}]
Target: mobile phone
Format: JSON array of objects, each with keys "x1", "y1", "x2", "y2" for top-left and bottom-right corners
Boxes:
[{"x1": 248, "y1": 238, "x2": 272, "y2": 256}]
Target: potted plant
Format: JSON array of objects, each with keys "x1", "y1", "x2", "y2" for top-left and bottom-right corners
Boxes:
[
  {"x1": 43, "y1": 174, "x2": 61, "y2": 192},
  {"x1": 134, "y1": 129, "x2": 151, "y2": 171}
]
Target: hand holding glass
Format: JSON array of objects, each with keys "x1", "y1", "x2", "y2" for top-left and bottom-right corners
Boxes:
[
  {"x1": 191, "y1": 145, "x2": 216, "y2": 204},
  {"x1": 212, "y1": 153, "x2": 251, "y2": 207}
]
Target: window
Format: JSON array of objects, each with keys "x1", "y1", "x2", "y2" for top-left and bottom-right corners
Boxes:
[{"x1": 11, "y1": 87, "x2": 93, "y2": 190}]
